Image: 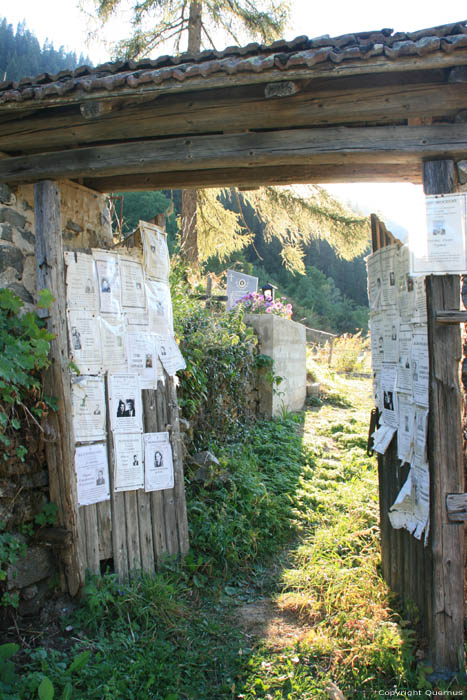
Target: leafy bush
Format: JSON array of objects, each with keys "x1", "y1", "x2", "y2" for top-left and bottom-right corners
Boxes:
[
  {"x1": 331, "y1": 332, "x2": 370, "y2": 373},
  {"x1": 171, "y1": 269, "x2": 258, "y2": 446}
]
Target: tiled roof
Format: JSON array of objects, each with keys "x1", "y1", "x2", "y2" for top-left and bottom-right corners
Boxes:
[{"x1": 1, "y1": 20, "x2": 467, "y2": 105}]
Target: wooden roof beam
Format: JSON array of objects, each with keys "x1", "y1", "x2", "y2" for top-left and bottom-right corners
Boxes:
[{"x1": 0, "y1": 123, "x2": 464, "y2": 186}]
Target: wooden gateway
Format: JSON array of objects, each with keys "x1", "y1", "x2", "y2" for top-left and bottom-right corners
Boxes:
[{"x1": 1, "y1": 19, "x2": 467, "y2": 673}]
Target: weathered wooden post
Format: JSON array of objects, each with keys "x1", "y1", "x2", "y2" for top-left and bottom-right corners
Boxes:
[
  {"x1": 423, "y1": 160, "x2": 465, "y2": 672},
  {"x1": 34, "y1": 180, "x2": 85, "y2": 595}
]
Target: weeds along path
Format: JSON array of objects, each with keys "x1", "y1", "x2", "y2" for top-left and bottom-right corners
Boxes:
[{"x1": 236, "y1": 373, "x2": 423, "y2": 699}]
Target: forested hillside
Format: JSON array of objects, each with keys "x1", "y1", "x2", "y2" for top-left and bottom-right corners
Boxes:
[{"x1": 0, "y1": 18, "x2": 90, "y2": 81}]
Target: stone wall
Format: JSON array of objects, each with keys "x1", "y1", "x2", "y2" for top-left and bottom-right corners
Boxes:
[
  {"x1": 245, "y1": 314, "x2": 307, "y2": 418},
  {"x1": 0, "y1": 180, "x2": 112, "y2": 616}
]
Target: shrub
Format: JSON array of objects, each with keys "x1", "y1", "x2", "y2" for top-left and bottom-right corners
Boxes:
[{"x1": 236, "y1": 291, "x2": 292, "y2": 318}]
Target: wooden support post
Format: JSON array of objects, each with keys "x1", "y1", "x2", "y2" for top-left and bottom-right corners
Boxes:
[
  {"x1": 424, "y1": 159, "x2": 465, "y2": 673},
  {"x1": 34, "y1": 180, "x2": 85, "y2": 596}
]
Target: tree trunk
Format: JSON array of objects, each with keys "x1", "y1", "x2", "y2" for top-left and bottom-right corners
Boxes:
[
  {"x1": 180, "y1": 189, "x2": 199, "y2": 266},
  {"x1": 180, "y1": 2, "x2": 202, "y2": 269}
]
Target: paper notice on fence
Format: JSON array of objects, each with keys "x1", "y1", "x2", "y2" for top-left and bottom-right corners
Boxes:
[
  {"x1": 141, "y1": 222, "x2": 170, "y2": 283},
  {"x1": 370, "y1": 313, "x2": 384, "y2": 369},
  {"x1": 127, "y1": 332, "x2": 158, "y2": 388},
  {"x1": 119, "y1": 256, "x2": 146, "y2": 310},
  {"x1": 71, "y1": 376, "x2": 106, "y2": 443},
  {"x1": 373, "y1": 371, "x2": 383, "y2": 412},
  {"x1": 396, "y1": 246, "x2": 416, "y2": 322},
  {"x1": 65, "y1": 252, "x2": 98, "y2": 311},
  {"x1": 67, "y1": 311, "x2": 102, "y2": 374},
  {"x1": 412, "y1": 277, "x2": 427, "y2": 324},
  {"x1": 226, "y1": 269, "x2": 258, "y2": 311},
  {"x1": 372, "y1": 424, "x2": 396, "y2": 454},
  {"x1": 144, "y1": 432, "x2": 174, "y2": 492},
  {"x1": 397, "y1": 394, "x2": 415, "y2": 464},
  {"x1": 396, "y1": 324, "x2": 413, "y2": 394},
  {"x1": 389, "y1": 463, "x2": 429, "y2": 541},
  {"x1": 146, "y1": 279, "x2": 173, "y2": 335},
  {"x1": 382, "y1": 308, "x2": 399, "y2": 364},
  {"x1": 113, "y1": 433, "x2": 144, "y2": 492},
  {"x1": 412, "y1": 329, "x2": 429, "y2": 407},
  {"x1": 93, "y1": 250, "x2": 122, "y2": 315},
  {"x1": 414, "y1": 407, "x2": 428, "y2": 465},
  {"x1": 156, "y1": 336, "x2": 186, "y2": 376},
  {"x1": 411, "y1": 194, "x2": 467, "y2": 275},
  {"x1": 366, "y1": 251, "x2": 383, "y2": 311},
  {"x1": 100, "y1": 316, "x2": 128, "y2": 372},
  {"x1": 108, "y1": 373, "x2": 143, "y2": 434},
  {"x1": 75, "y1": 443, "x2": 110, "y2": 506},
  {"x1": 380, "y1": 245, "x2": 398, "y2": 308},
  {"x1": 381, "y1": 364, "x2": 398, "y2": 428}
]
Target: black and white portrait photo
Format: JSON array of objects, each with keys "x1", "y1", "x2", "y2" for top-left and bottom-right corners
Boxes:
[
  {"x1": 71, "y1": 326, "x2": 82, "y2": 350},
  {"x1": 101, "y1": 277, "x2": 111, "y2": 293},
  {"x1": 154, "y1": 450, "x2": 163, "y2": 469}
]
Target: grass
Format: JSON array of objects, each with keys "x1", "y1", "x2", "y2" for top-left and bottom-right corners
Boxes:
[{"x1": 6, "y1": 370, "x2": 466, "y2": 699}]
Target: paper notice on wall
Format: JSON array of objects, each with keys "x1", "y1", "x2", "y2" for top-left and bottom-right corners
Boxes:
[
  {"x1": 366, "y1": 251, "x2": 383, "y2": 311},
  {"x1": 389, "y1": 463, "x2": 429, "y2": 541},
  {"x1": 113, "y1": 433, "x2": 144, "y2": 492},
  {"x1": 156, "y1": 336, "x2": 186, "y2": 376},
  {"x1": 396, "y1": 324, "x2": 413, "y2": 394},
  {"x1": 71, "y1": 376, "x2": 106, "y2": 443},
  {"x1": 373, "y1": 371, "x2": 382, "y2": 412},
  {"x1": 65, "y1": 251, "x2": 98, "y2": 311},
  {"x1": 119, "y1": 256, "x2": 146, "y2": 310},
  {"x1": 108, "y1": 373, "x2": 143, "y2": 434},
  {"x1": 93, "y1": 251, "x2": 122, "y2": 315},
  {"x1": 411, "y1": 194, "x2": 467, "y2": 275},
  {"x1": 396, "y1": 246, "x2": 416, "y2": 323},
  {"x1": 382, "y1": 308, "x2": 399, "y2": 363},
  {"x1": 75, "y1": 442, "x2": 110, "y2": 506},
  {"x1": 144, "y1": 432, "x2": 174, "y2": 492},
  {"x1": 127, "y1": 332, "x2": 158, "y2": 388},
  {"x1": 67, "y1": 311, "x2": 102, "y2": 374},
  {"x1": 370, "y1": 314, "x2": 384, "y2": 369},
  {"x1": 226, "y1": 269, "x2": 259, "y2": 311},
  {"x1": 414, "y1": 407, "x2": 428, "y2": 465},
  {"x1": 146, "y1": 279, "x2": 173, "y2": 335},
  {"x1": 124, "y1": 308, "x2": 150, "y2": 329},
  {"x1": 412, "y1": 277, "x2": 427, "y2": 324},
  {"x1": 412, "y1": 329, "x2": 429, "y2": 407},
  {"x1": 372, "y1": 424, "x2": 396, "y2": 454},
  {"x1": 141, "y1": 222, "x2": 170, "y2": 283},
  {"x1": 381, "y1": 364, "x2": 398, "y2": 428},
  {"x1": 100, "y1": 316, "x2": 128, "y2": 372},
  {"x1": 380, "y1": 245, "x2": 398, "y2": 308},
  {"x1": 397, "y1": 394, "x2": 415, "y2": 464}
]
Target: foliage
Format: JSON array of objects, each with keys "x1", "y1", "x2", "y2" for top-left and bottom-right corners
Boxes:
[
  {"x1": 331, "y1": 331, "x2": 371, "y2": 373},
  {"x1": 196, "y1": 188, "x2": 254, "y2": 263},
  {"x1": 236, "y1": 291, "x2": 292, "y2": 318},
  {"x1": 171, "y1": 268, "x2": 258, "y2": 445},
  {"x1": 91, "y1": 0, "x2": 290, "y2": 58},
  {"x1": 0, "y1": 18, "x2": 91, "y2": 82},
  {"x1": 0, "y1": 289, "x2": 55, "y2": 463}
]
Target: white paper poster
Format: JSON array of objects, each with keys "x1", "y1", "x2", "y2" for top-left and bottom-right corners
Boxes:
[
  {"x1": 372, "y1": 424, "x2": 396, "y2": 454},
  {"x1": 380, "y1": 245, "x2": 398, "y2": 308},
  {"x1": 65, "y1": 252, "x2": 98, "y2": 311},
  {"x1": 100, "y1": 316, "x2": 128, "y2": 372},
  {"x1": 411, "y1": 194, "x2": 467, "y2": 274},
  {"x1": 397, "y1": 395, "x2": 415, "y2": 464},
  {"x1": 412, "y1": 277, "x2": 427, "y2": 324},
  {"x1": 414, "y1": 407, "x2": 428, "y2": 465},
  {"x1": 141, "y1": 222, "x2": 170, "y2": 283},
  {"x1": 396, "y1": 246, "x2": 416, "y2": 322},
  {"x1": 109, "y1": 373, "x2": 143, "y2": 434},
  {"x1": 412, "y1": 330, "x2": 429, "y2": 407},
  {"x1": 93, "y1": 251, "x2": 122, "y2": 315},
  {"x1": 381, "y1": 364, "x2": 398, "y2": 428},
  {"x1": 146, "y1": 279, "x2": 173, "y2": 335},
  {"x1": 396, "y1": 324, "x2": 413, "y2": 394},
  {"x1": 75, "y1": 442, "x2": 110, "y2": 506},
  {"x1": 127, "y1": 332, "x2": 158, "y2": 388},
  {"x1": 144, "y1": 432, "x2": 174, "y2": 492},
  {"x1": 114, "y1": 433, "x2": 144, "y2": 492},
  {"x1": 370, "y1": 314, "x2": 384, "y2": 369},
  {"x1": 382, "y1": 308, "x2": 399, "y2": 364},
  {"x1": 67, "y1": 311, "x2": 102, "y2": 374},
  {"x1": 72, "y1": 375, "x2": 106, "y2": 443},
  {"x1": 120, "y1": 256, "x2": 146, "y2": 309},
  {"x1": 373, "y1": 371, "x2": 382, "y2": 412},
  {"x1": 389, "y1": 463, "x2": 429, "y2": 542},
  {"x1": 367, "y1": 251, "x2": 383, "y2": 311},
  {"x1": 157, "y1": 336, "x2": 186, "y2": 376}
]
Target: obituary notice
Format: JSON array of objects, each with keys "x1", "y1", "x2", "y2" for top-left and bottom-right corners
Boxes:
[
  {"x1": 93, "y1": 250, "x2": 122, "y2": 315},
  {"x1": 71, "y1": 375, "x2": 106, "y2": 443},
  {"x1": 65, "y1": 252, "x2": 98, "y2": 311},
  {"x1": 67, "y1": 311, "x2": 101, "y2": 374},
  {"x1": 144, "y1": 432, "x2": 174, "y2": 492},
  {"x1": 75, "y1": 443, "x2": 110, "y2": 506},
  {"x1": 120, "y1": 256, "x2": 146, "y2": 309},
  {"x1": 141, "y1": 222, "x2": 170, "y2": 283},
  {"x1": 113, "y1": 433, "x2": 144, "y2": 492},
  {"x1": 108, "y1": 373, "x2": 143, "y2": 434}
]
